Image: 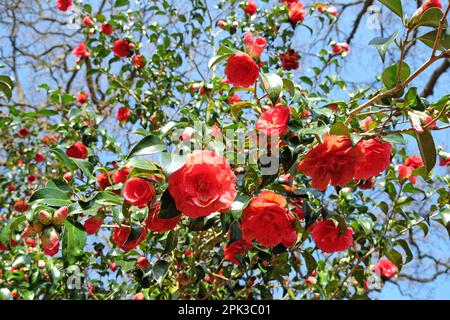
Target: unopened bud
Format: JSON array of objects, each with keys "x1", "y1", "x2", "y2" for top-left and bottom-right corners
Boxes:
[
  {"x1": 53, "y1": 206, "x2": 69, "y2": 225},
  {"x1": 38, "y1": 210, "x2": 52, "y2": 225},
  {"x1": 38, "y1": 260, "x2": 46, "y2": 269},
  {"x1": 41, "y1": 227, "x2": 60, "y2": 257}
]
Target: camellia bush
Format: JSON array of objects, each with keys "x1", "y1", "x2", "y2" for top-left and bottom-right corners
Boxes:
[{"x1": 1, "y1": 0, "x2": 450, "y2": 300}]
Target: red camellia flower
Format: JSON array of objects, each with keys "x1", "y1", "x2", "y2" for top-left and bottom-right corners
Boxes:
[
  {"x1": 84, "y1": 216, "x2": 104, "y2": 235},
  {"x1": 73, "y1": 42, "x2": 90, "y2": 58},
  {"x1": 97, "y1": 172, "x2": 111, "y2": 190},
  {"x1": 440, "y1": 156, "x2": 450, "y2": 166},
  {"x1": 354, "y1": 139, "x2": 392, "y2": 180},
  {"x1": 66, "y1": 142, "x2": 88, "y2": 159},
  {"x1": 18, "y1": 128, "x2": 29, "y2": 138},
  {"x1": 331, "y1": 42, "x2": 350, "y2": 55},
  {"x1": 112, "y1": 226, "x2": 147, "y2": 252},
  {"x1": 224, "y1": 53, "x2": 260, "y2": 88},
  {"x1": 244, "y1": 0, "x2": 257, "y2": 15},
  {"x1": 14, "y1": 200, "x2": 29, "y2": 212},
  {"x1": 145, "y1": 202, "x2": 180, "y2": 233},
  {"x1": 310, "y1": 220, "x2": 353, "y2": 253},
  {"x1": 76, "y1": 91, "x2": 90, "y2": 104},
  {"x1": 132, "y1": 55, "x2": 145, "y2": 69},
  {"x1": 82, "y1": 16, "x2": 93, "y2": 27},
  {"x1": 227, "y1": 93, "x2": 241, "y2": 105},
  {"x1": 297, "y1": 134, "x2": 364, "y2": 191},
  {"x1": 35, "y1": 153, "x2": 45, "y2": 163},
  {"x1": 117, "y1": 106, "x2": 131, "y2": 122},
  {"x1": 256, "y1": 104, "x2": 291, "y2": 137},
  {"x1": 241, "y1": 190, "x2": 297, "y2": 248},
  {"x1": 41, "y1": 227, "x2": 60, "y2": 256},
  {"x1": 57, "y1": 0, "x2": 72, "y2": 11},
  {"x1": 375, "y1": 258, "x2": 398, "y2": 279},
  {"x1": 224, "y1": 240, "x2": 252, "y2": 265},
  {"x1": 243, "y1": 32, "x2": 266, "y2": 59},
  {"x1": 113, "y1": 39, "x2": 132, "y2": 58},
  {"x1": 109, "y1": 261, "x2": 117, "y2": 272},
  {"x1": 168, "y1": 150, "x2": 237, "y2": 218},
  {"x1": 280, "y1": 49, "x2": 300, "y2": 70},
  {"x1": 27, "y1": 174, "x2": 37, "y2": 184},
  {"x1": 123, "y1": 177, "x2": 155, "y2": 208},
  {"x1": 136, "y1": 256, "x2": 150, "y2": 268},
  {"x1": 7, "y1": 184, "x2": 17, "y2": 192},
  {"x1": 398, "y1": 155, "x2": 424, "y2": 184},
  {"x1": 113, "y1": 167, "x2": 132, "y2": 184},
  {"x1": 101, "y1": 23, "x2": 114, "y2": 35},
  {"x1": 288, "y1": 2, "x2": 307, "y2": 24}
]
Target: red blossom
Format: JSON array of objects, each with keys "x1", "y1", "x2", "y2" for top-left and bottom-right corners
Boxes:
[
  {"x1": 117, "y1": 106, "x2": 131, "y2": 122},
  {"x1": 123, "y1": 177, "x2": 155, "y2": 208},
  {"x1": 168, "y1": 150, "x2": 237, "y2": 218},
  {"x1": 112, "y1": 226, "x2": 147, "y2": 252},
  {"x1": 256, "y1": 104, "x2": 291, "y2": 137},
  {"x1": 225, "y1": 53, "x2": 260, "y2": 88},
  {"x1": 73, "y1": 42, "x2": 90, "y2": 58},
  {"x1": 113, "y1": 39, "x2": 132, "y2": 58},
  {"x1": 66, "y1": 142, "x2": 88, "y2": 159},
  {"x1": 241, "y1": 190, "x2": 297, "y2": 248},
  {"x1": 101, "y1": 23, "x2": 113, "y2": 35},
  {"x1": 310, "y1": 220, "x2": 353, "y2": 253}
]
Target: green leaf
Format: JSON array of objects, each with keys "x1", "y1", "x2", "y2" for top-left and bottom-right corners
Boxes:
[
  {"x1": 72, "y1": 158, "x2": 95, "y2": 181},
  {"x1": 396, "y1": 239, "x2": 413, "y2": 264},
  {"x1": 216, "y1": 45, "x2": 237, "y2": 55},
  {"x1": 414, "y1": 129, "x2": 436, "y2": 175},
  {"x1": 164, "y1": 230, "x2": 178, "y2": 253},
  {"x1": 382, "y1": 62, "x2": 411, "y2": 89},
  {"x1": 301, "y1": 250, "x2": 317, "y2": 276},
  {"x1": 153, "y1": 260, "x2": 169, "y2": 285},
  {"x1": 208, "y1": 53, "x2": 233, "y2": 69},
  {"x1": 0, "y1": 215, "x2": 26, "y2": 247},
  {"x1": 29, "y1": 188, "x2": 70, "y2": 202},
  {"x1": 114, "y1": 0, "x2": 129, "y2": 7},
  {"x1": 416, "y1": 7, "x2": 444, "y2": 28},
  {"x1": 62, "y1": 220, "x2": 87, "y2": 265},
  {"x1": 0, "y1": 75, "x2": 14, "y2": 100},
  {"x1": 282, "y1": 78, "x2": 296, "y2": 97},
  {"x1": 329, "y1": 121, "x2": 350, "y2": 137},
  {"x1": 94, "y1": 191, "x2": 122, "y2": 206},
  {"x1": 260, "y1": 73, "x2": 283, "y2": 104},
  {"x1": 418, "y1": 30, "x2": 450, "y2": 51},
  {"x1": 125, "y1": 158, "x2": 159, "y2": 172},
  {"x1": 369, "y1": 31, "x2": 399, "y2": 62},
  {"x1": 50, "y1": 148, "x2": 77, "y2": 171},
  {"x1": 158, "y1": 189, "x2": 182, "y2": 219},
  {"x1": 127, "y1": 135, "x2": 165, "y2": 159},
  {"x1": 379, "y1": 0, "x2": 403, "y2": 18}
]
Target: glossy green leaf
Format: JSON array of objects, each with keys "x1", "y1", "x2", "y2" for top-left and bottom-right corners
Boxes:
[{"x1": 62, "y1": 220, "x2": 87, "y2": 265}]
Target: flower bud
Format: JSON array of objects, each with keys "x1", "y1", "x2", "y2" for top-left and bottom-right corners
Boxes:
[
  {"x1": 63, "y1": 172, "x2": 73, "y2": 182},
  {"x1": 41, "y1": 227, "x2": 60, "y2": 257},
  {"x1": 38, "y1": 260, "x2": 46, "y2": 269},
  {"x1": 53, "y1": 206, "x2": 69, "y2": 225},
  {"x1": 38, "y1": 210, "x2": 52, "y2": 225},
  {"x1": 136, "y1": 256, "x2": 150, "y2": 268}
]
